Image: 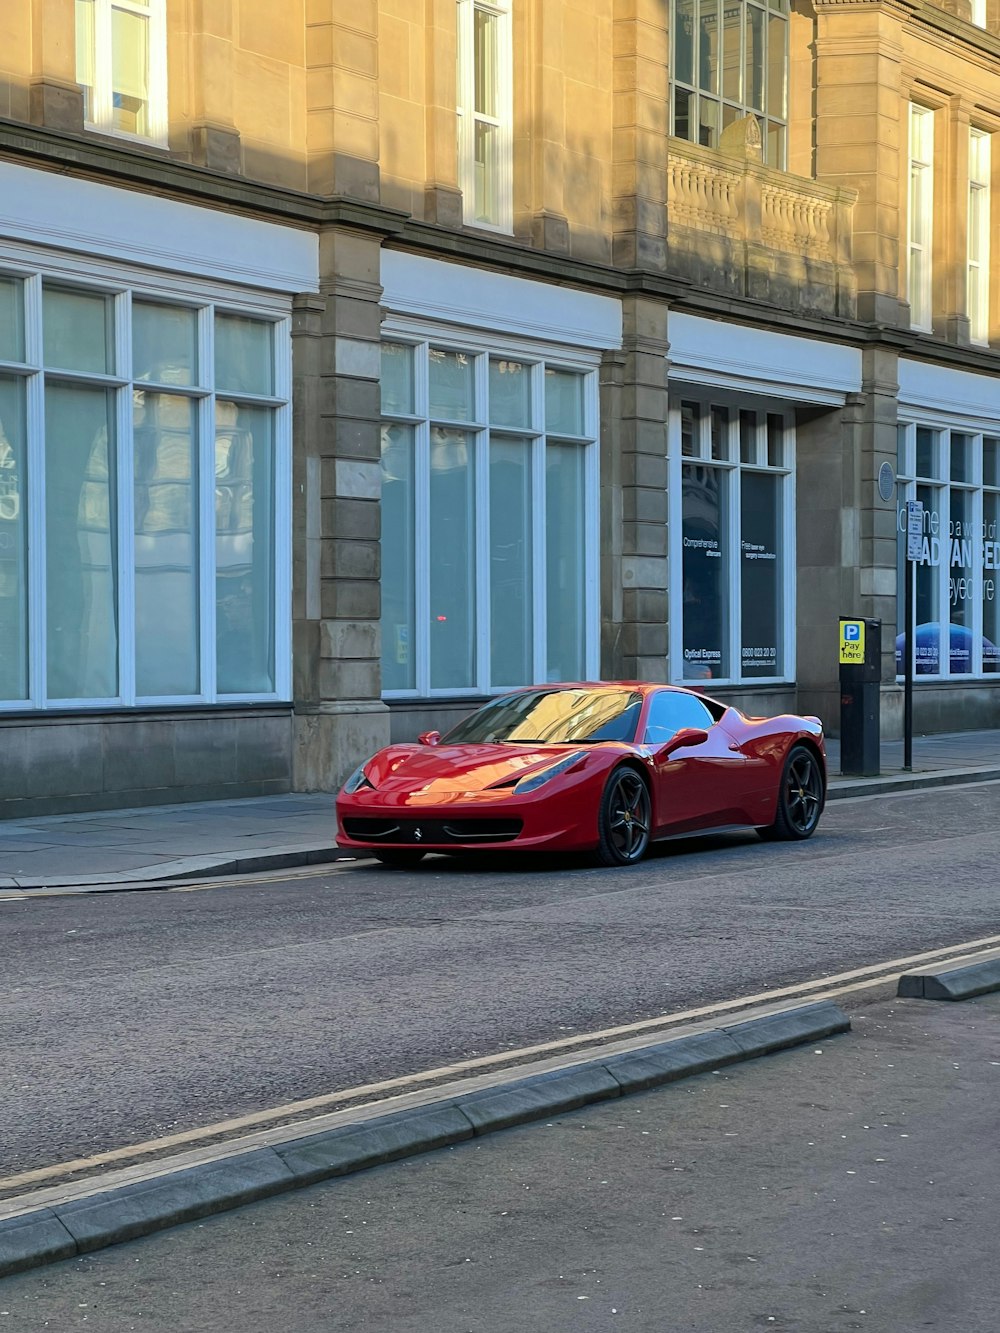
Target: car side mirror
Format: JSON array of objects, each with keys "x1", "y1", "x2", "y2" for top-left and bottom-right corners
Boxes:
[
  {"x1": 658, "y1": 726, "x2": 709, "y2": 757},
  {"x1": 418, "y1": 730, "x2": 441, "y2": 747}
]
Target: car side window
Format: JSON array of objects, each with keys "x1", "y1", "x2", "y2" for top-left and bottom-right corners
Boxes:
[{"x1": 642, "y1": 691, "x2": 714, "y2": 746}]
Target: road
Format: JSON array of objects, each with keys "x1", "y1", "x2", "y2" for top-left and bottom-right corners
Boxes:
[{"x1": 3, "y1": 781, "x2": 1000, "y2": 1181}]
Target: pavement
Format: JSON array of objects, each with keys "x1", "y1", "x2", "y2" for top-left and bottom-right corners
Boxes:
[
  {"x1": 3, "y1": 984, "x2": 1000, "y2": 1328},
  {"x1": 2, "y1": 728, "x2": 1000, "y2": 890}
]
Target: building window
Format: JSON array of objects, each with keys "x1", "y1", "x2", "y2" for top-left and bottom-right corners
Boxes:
[
  {"x1": 0, "y1": 269, "x2": 290, "y2": 710},
  {"x1": 970, "y1": 0, "x2": 986, "y2": 26},
  {"x1": 670, "y1": 0, "x2": 788, "y2": 167},
  {"x1": 75, "y1": 0, "x2": 168, "y2": 143},
  {"x1": 456, "y1": 0, "x2": 513, "y2": 231},
  {"x1": 908, "y1": 103, "x2": 934, "y2": 332},
  {"x1": 896, "y1": 423, "x2": 1000, "y2": 679},
  {"x1": 969, "y1": 128, "x2": 991, "y2": 346},
  {"x1": 379, "y1": 340, "x2": 598, "y2": 696},
  {"x1": 670, "y1": 398, "x2": 794, "y2": 684}
]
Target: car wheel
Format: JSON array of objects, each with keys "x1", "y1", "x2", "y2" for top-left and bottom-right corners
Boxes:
[
  {"x1": 596, "y1": 766, "x2": 652, "y2": 866},
  {"x1": 373, "y1": 849, "x2": 426, "y2": 868},
  {"x1": 763, "y1": 744, "x2": 824, "y2": 841}
]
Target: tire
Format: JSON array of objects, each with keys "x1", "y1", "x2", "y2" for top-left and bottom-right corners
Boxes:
[
  {"x1": 373, "y1": 849, "x2": 426, "y2": 868},
  {"x1": 763, "y1": 744, "x2": 824, "y2": 841},
  {"x1": 596, "y1": 766, "x2": 652, "y2": 866}
]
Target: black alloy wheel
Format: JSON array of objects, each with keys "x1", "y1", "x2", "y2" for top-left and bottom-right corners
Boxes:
[
  {"x1": 597, "y1": 766, "x2": 652, "y2": 866},
  {"x1": 373, "y1": 849, "x2": 427, "y2": 868},
  {"x1": 766, "y1": 744, "x2": 824, "y2": 841}
]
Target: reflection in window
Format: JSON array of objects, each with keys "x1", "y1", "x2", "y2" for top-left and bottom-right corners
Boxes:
[
  {"x1": 429, "y1": 427, "x2": 476, "y2": 689},
  {"x1": 670, "y1": 0, "x2": 788, "y2": 165},
  {"x1": 215, "y1": 403, "x2": 275, "y2": 695},
  {"x1": 45, "y1": 385, "x2": 118, "y2": 700},
  {"x1": 0, "y1": 379, "x2": 27, "y2": 700}
]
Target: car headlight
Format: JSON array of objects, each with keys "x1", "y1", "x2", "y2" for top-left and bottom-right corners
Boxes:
[
  {"x1": 514, "y1": 750, "x2": 586, "y2": 795},
  {"x1": 342, "y1": 763, "x2": 375, "y2": 794}
]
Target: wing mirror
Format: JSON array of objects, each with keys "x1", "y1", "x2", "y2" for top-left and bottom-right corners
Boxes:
[
  {"x1": 417, "y1": 730, "x2": 441, "y2": 747},
  {"x1": 658, "y1": 726, "x2": 709, "y2": 757}
]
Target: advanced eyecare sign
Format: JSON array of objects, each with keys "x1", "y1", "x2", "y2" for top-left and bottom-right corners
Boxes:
[{"x1": 839, "y1": 619, "x2": 866, "y2": 665}]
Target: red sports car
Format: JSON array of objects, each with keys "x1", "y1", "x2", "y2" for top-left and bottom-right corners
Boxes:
[{"x1": 336, "y1": 682, "x2": 826, "y2": 868}]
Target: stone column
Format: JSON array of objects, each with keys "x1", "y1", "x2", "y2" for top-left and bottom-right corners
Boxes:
[
  {"x1": 937, "y1": 96, "x2": 971, "y2": 345},
  {"x1": 306, "y1": 1, "x2": 379, "y2": 199},
  {"x1": 423, "y1": 0, "x2": 463, "y2": 225},
  {"x1": 177, "y1": 0, "x2": 242, "y2": 171},
  {"x1": 611, "y1": 0, "x2": 669, "y2": 271},
  {"x1": 514, "y1": 0, "x2": 569, "y2": 252},
  {"x1": 795, "y1": 348, "x2": 901, "y2": 736},
  {"x1": 292, "y1": 226, "x2": 389, "y2": 790},
  {"x1": 29, "y1": 0, "x2": 84, "y2": 131},
  {"x1": 601, "y1": 295, "x2": 670, "y2": 680},
  {"x1": 813, "y1": 0, "x2": 907, "y2": 326}
]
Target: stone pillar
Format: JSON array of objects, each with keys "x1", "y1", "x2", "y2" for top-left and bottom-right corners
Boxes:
[
  {"x1": 292, "y1": 227, "x2": 389, "y2": 791},
  {"x1": 937, "y1": 97, "x2": 971, "y2": 345},
  {"x1": 29, "y1": 0, "x2": 84, "y2": 131},
  {"x1": 178, "y1": 0, "x2": 243, "y2": 171},
  {"x1": 611, "y1": 0, "x2": 669, "y2": 271},
  {"x1": 514, "y1": 0, "x2": 569, "y2": 252},
  {"x1": 306, "y1": 2, "x2": 379, "y2": 199},
  {"x1": 423, "y1": 0, "x2": 463, "y2": 225},
  {"x1": 813, "y1": 0, "x2": 907, "y2": 326},
  {"x1": 601, "y1": 296, "x2": 670, "y2": 680},
  {"x1": 795, "y1": 348, "x2": 901, "y2": 736}
]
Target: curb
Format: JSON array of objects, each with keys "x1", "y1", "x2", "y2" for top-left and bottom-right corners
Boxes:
[
  {"x1": 828, "y1": 765, "x2": 1000, "y2": 801},
  {"x1": 897, "y1": 948, "x2": 1000, "y2": 1001},
  {"x1": 0, "y1": 999, "x2": 849, "y2": 1279}
]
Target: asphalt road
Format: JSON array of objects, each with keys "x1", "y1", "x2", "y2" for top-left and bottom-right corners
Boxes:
[
  {"x1": 4, "y1": 782, "x2": 1000, "y2": 1179},
  {"x1": 5, "y1": 992, "x2": 999, "y2": 1332}
]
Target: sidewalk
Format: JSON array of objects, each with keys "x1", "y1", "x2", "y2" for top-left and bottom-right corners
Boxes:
[{"x1": 2, "y1": 728, "x2": 999, "y2": 891}]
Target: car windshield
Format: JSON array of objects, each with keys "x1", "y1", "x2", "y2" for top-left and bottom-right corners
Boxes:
[{"x1": 443, "y1": 688, "x2": 644, "y2": 745}]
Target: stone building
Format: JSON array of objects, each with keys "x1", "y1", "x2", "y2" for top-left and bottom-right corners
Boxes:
[{"x1": 0, "y1": 0, "x2": 998, "y2": 815}]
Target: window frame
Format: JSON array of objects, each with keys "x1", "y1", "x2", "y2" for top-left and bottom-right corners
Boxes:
[
  {"x1": 0, "y1": 256, "x2": 291, "y2": 714},
  {"x1": 968, "y1": 127, "x2": 991, "y2": 347},
  {"x1": 76, "y1": 0, "x2": 168, "y2": 147},
  {"x1": 456, "y1": 0, "x2": 514, "y2": 233},
  {"x1": 896, "y1": 417, "x2": 1000, "y2": 681},
  {"x1": 908, "y1": 103, "x2": 935, "y2": 333},
  {"x1": 668, "y1": 394, "x2": 796, "y2": 687},
  {"x1": 668, "y1": 0, "x2": 789, "y2": 168},
  {"x1": 378, "y1": 320, "x2": 601, "y2": 699}
]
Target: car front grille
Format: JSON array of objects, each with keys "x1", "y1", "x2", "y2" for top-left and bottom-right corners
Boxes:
[{"x1": 342, "y1": 817, "x2": 523, "y2": 845}]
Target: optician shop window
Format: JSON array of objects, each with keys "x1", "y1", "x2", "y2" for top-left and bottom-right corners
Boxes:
[
  {"x1": 896, "y1": 423, "x2": 1000, "y2": 678},
  {"x1": 0, "y1": 269, "x2": 290, "y2": 709},
  {"x1": 670, "y1": 398, "x2": 795, "y2": 684},
  {"x1": 379, "y1": 339, "x2": 599, "y2": 697}
]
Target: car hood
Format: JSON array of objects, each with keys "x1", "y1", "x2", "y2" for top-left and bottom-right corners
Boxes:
[{"x1": 364, "y1": 743, "x2": 590, "y2": 794}]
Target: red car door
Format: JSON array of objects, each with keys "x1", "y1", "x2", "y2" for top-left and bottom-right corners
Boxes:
[{"x1": 642, "y1": 691, "x2": 757, "y2": 834}]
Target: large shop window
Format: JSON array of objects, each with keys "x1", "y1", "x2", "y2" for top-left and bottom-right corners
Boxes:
[
  {"x1": 896, "y1": 423, "x2": 1000, "y2": 679},
  {"x1": 456, "y1": 0, "x2": 513, "y2": 231},
  {"x1": 671, "y1": 399, "x2": 794, "y2": 684},
  {"x1": 0, "y1": 270, "x2": 289, "y2": 710},
  {"x1": 670, "y1": 0, "x2": 788, "y2": 166},
  {"x1": 76, "y1": 0, "x2": 167, "y2": 143},
  {"x1": 379, "y1": 341, "x2": 598, "y2": 696}
]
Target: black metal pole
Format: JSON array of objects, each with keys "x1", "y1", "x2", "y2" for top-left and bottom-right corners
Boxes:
[{"x1": 903, "y1": 554, "x2": 914, "y2": 771}]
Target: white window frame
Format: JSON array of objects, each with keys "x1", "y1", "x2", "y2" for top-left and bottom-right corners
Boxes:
[
  {"x1": 77, "y1": 0, "x2": 168, "y2": 147},
  {"x1": 667, "y1": 394, "x2": 796, "y2": 687},
  {"x1": 456, "y1": 0, "x2": 514, "y2": 233},
  {"x1": 379, "y1": 319, "x2": 600, "y2": 698},
  {"x1": 908, "y1": 103, "x2": 935, "y2": 333},
  {"x1": 0, "y1": 252, "x2": 291, "y2": 713},
  {"x1": 968, "y1": 128, "x2": 991, "y2": 347},
  {"x1": 970, "y1": 0, "x2": 987, "y2": 26},
  {"x1": 896, "y1": 417, "x2": 1000, "y2": 681}
]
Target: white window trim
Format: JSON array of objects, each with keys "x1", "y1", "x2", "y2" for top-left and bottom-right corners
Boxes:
[
  {"x1": 667, "y1": 395, "x2": 796, "y2": 688},
  {"x1": 896, "y1": 418, "x2": 998, "y2": 682},
  {"x1": 908, "y1": 104, "x2": 934, "y2": 333},
  {"x1": 0, "y1": 258, "x2": 291, "y2": 713},
  {"x1": 970, "y1": 0, "x2": 987, "y2": 26},
  {"x1": 379, "y1": 320, "x2": 600, "y2": 699},
  {"x1": 968, "y1": 128, "x2": 991, "y2": 347},
  {"x1": 79, "y1": 0, "x2": 168, "y2": 148},
  {"x1": 456, "y1": 0, "x2": 514, "y2": 233}
]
